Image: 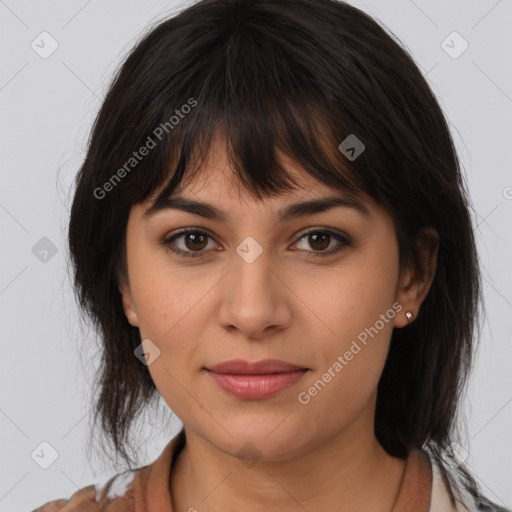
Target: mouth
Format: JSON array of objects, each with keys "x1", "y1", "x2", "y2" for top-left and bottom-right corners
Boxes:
[{"x1": 204, "y1": 359, "x2": 309, "y2": 400}]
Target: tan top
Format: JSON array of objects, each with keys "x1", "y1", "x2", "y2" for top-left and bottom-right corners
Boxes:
[{"x1": 32, "y1": 429, "x2": 438, "y2": 512}]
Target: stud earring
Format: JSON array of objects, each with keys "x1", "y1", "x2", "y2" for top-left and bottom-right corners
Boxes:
[{"x1": 405, "y1": 311, "x2": 414, "y2": 322}]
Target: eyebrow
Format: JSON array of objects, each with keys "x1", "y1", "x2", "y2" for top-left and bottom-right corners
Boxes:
[{"x1": 143, "y1": 194, "x2": 370, "y2": 222}]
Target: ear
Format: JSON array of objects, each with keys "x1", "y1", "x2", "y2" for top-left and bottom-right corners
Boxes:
[
  {"x1": 394, "y1": 227, "x2": 439, "y2": 328},
  {"x1": 119, "y1": 278, "x2": 139, "y2": 327}
]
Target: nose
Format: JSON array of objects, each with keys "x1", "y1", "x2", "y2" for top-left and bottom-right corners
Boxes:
[{"x1": 217, "y1": 247, "x2": 292, "y2": 340}]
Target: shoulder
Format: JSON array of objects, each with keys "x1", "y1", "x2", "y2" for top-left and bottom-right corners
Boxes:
[
  {"x1": 31, "y1": 430, "x2": 185, "y2": 512},
  {"x1": 430, "y1": 459, "x2": 477, "y2": 512},
  {"x1": 30, "y1": 466, "x2": 145, "y2": 512},
  {"x1": 429, "y1": 457, "x2": 512, "y2": 512}
]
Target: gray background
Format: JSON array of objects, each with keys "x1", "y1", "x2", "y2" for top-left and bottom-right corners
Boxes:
[{"x1": 0, "y1": 0, "x2": 511, "y2": 510}]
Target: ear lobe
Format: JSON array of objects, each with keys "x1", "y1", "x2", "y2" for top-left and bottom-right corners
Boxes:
[
  {"x1": 119, "y1": 282, "x2": 139, "y2": 327},
  {"x1": 394, "y1": 227, "x2": 439, "y2": 328}
]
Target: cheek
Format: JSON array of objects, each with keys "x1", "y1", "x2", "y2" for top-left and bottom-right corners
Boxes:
[
  {"x1": 130, "y1": 264, "x2": 212, "y2": 416},
  {"x1": 292, "y1": 253, "x2": 399, "y2": 414},
  {"x1": 127, "y1": 250, "x2": 228, "y2": 377},
  {"x1": 129, "y1": 248, "x2": 217, "y2": 341},
  {"x1": 292, "y1": 252, "x2": 399, "y2": 347}
]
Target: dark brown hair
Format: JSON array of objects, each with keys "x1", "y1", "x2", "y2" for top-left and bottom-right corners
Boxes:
[{"x1": 67, "y1": 0, "x2": 507, "y2": 509}]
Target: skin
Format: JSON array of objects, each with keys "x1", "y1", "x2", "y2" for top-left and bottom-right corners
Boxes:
[{"x1": 120, "y1": 134, "x2": 439, "y2": 512}]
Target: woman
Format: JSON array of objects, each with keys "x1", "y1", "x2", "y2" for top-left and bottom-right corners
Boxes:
[{"x1": 33, "y1": 0, "x2": 510, "y2": 510}]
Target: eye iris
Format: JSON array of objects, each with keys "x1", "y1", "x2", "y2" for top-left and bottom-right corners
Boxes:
[
  {"x1": 309, "y1": 232, "x2": 330, "y2": 251},
  {"x1": 185, "y1": 232, "x2": 208, "y2": 251}
]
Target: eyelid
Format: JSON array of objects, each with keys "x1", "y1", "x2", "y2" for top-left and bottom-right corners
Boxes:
[
  {"x1": 290, "y1": 227, "x2": 353, "y2": 257},
  {"x1": 161, "y1": 226, "x2": 353, "y2": 258},
  {"x1": 161, "y1": 227, "x2": 220, "y2": 258}
]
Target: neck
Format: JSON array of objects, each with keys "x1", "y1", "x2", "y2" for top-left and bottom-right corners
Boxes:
[{"x1": 170, "y1": 400, "x2": 406, "y2": 511}]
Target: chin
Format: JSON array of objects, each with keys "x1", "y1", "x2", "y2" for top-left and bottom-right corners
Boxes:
[{"x1": 199, "y1": 417, "x2": 314, "y2": 463}]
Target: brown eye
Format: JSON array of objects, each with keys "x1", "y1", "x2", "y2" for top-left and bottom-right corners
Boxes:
[
  {"x1": 307, "y1": 232, "x2": 330, "y2": 251},
  {"x1": 292, "y1": 229, "x2": 352, "y2": 257},
  {"x1": 162, "y1": 227, "x2": 352, "y2": 260},
  {"x1": 183, "y1": 232, "x2": 208, "y2": 251},
  {"x1": 162, "y1": 229, "x2": 218, "y2": 258}
]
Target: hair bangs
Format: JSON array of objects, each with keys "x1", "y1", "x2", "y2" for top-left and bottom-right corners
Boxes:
[
  {"x1": 147, "y1": 101, "x2": 365, "y2": 218},
  {"x1": 118, "y1": 7, "x2": 368, "y2": 212}
]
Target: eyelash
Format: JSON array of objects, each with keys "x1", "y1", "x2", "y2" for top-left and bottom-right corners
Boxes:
[{"x1": 160, "y1": 227, "x2": 353, "y2": 259}]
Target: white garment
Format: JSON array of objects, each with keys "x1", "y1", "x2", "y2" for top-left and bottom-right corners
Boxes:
[{"x1": 428, "y1": 459, "x2": 507, "y2": 512}]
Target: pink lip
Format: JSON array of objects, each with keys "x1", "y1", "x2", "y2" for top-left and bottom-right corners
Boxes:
[{"x1": 205, "y1": 359, "x2": 309, "y2": 400}]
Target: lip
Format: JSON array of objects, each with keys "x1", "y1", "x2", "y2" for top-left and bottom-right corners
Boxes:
[
  {"x1": 206, "y1": 358, "x2": 307, "y2": 374},
  {"x1": 204, "y1": 359, "x2": 309, "y2": 400}
]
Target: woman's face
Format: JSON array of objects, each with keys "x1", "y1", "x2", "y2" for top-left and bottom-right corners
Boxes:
[{"x1": 120, "y1": 138, "x2": 426, "y2": 461}]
